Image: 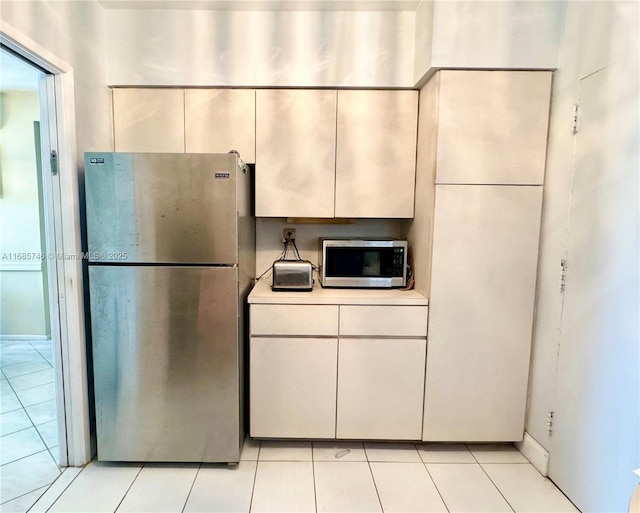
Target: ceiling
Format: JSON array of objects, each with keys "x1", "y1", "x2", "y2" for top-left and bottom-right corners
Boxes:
[{"x1": 97, "y1": 0, "x2": 421, "y2": 11}]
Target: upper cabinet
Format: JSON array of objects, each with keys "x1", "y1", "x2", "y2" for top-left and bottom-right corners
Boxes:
[
  {"x1": 335, "y1": 90, "x2": 418, "y2": 218},
  {"x1": 436, "y1": 71, "x2": 552, "y2": 185},
  {"x1": 113, "y1": 87, "x2": 418, "y2": 218},
  {"x1": 255, "y1": 89, "x2": 418, "y2": 218},
  {"x1": 113, "y1": 89, "x2": 185, "y2": 153},
  {"x1": 255, "y1": 90, "x2": 337, "y2": 218},
  {"x1": 185, "y1": 89, "x2": 256, "y2": 163},
  {"x1": 113, "y1": 88, "x2": 256, "y2": 163}
]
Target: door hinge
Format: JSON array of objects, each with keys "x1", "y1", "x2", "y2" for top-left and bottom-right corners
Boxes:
[
  {"x1": 547, "y1": 411, "x2": 554, "y2": 436},
  {"x1": 560, "y1": 259, "x2": 568, "y2": 293},
  {"x1": 50, "y1": 150, "x2": 58, "y2": 176},
  {"x1": 571, "y1": 103, "x2": 579, "y2": 134}
]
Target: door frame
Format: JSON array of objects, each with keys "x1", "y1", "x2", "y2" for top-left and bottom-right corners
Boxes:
[{"x1": 1, "y1": 21, "x2": 92, "y2": 466}]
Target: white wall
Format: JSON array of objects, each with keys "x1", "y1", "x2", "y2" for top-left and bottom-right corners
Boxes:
[
  {"x1": 526, "y1": 0, "x2": 638, "y2": 460},
  {"x1": 413, "y1": 0, "x2": 433, "y2": 84},
  {"x1": 411, "y1": 0, "x2": 561, "y2": 83},
  {"x1": 1, "y1": 1, "x2": 113, "y2": 161},
  {"x1": 255, "y1": 218, "x2": 405, "y2": 280},
  {"x1": 0, "y1": 91, "x2": 49, "y2": 337},
  {"x1": 1, "y1": 0, "x2": 112, "y2": 465},
  {"x1": 106, "y1": 9, "x2": 415, "y2": 87}
]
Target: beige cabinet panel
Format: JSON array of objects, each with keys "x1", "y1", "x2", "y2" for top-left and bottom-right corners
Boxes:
[
  {"x1": 337, "y1": 338, "x2": 426, "y2": 440},
  {"x1": 113, "y1": 89, "x2": 185, "y2": 153},
  {"x1": 255, "y1": 90, "x2": 337, "y2": 217},
  {"x1": 423, "y1": 185, "x2": 543, "y2": 441},
  {"x1": 436, "y1": 71, "x2": 552, "y2": 185},
  {"x1": 250, "y1": 304, "x2": 338, "y2": 336},
  {"x1": 335, "y1": 90, "x2": 418, "y2": 218},
  {"x1": 185, "y1": 89, "x2": 256, "y2": 162},
  {"x1": 339, "y1": 306, "x2": 428, "y2": 337},
  {"x1": 250, "y1": 337, "x2": 337, "y2": 438}
]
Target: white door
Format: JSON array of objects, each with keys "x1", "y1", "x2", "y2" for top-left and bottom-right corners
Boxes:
[{"x1": 549, "y1": 64, "x2": 639, "y2": 512}]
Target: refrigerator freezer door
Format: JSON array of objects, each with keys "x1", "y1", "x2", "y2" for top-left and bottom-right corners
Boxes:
[
  {"x1": 89, "y1": 265, "x2": 241, "y2": 462},
  {"x1": 85, "y1": 153, "x2": 238, "y2": 264}
]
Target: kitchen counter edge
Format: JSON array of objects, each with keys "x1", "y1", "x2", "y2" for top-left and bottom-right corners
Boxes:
[{"x1": 248, "y1": 279, "x2": 428, "y2": 306}]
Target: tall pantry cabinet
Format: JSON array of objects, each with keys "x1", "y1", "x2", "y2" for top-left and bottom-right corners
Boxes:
[{"x1": 421, "y1": 71, "x2": 552, "y2": 441}]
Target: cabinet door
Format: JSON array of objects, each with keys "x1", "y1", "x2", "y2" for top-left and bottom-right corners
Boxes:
[
  {"x1": 185, "y1": 89, "x2": 256, "y2": 162},
  {"x1": 250, "y1": 337, "x2": 337, "y2": 438},
  {"x1": 424, "y1": 185, "x2": 543, "y2": 441},
  {"x1": 436, "y1": 71, "x2": 552, "y2": 185},
  {"x1": 255, "y1": 90, "x2": 336, "y2": 217},
  {"x1": 337, "y1": 338, "x2": 426, "y2": 440},
  {"x1": 335, "y1": 90, "x2": 418, "y2": 218},
  {"x1": 113, "y1": 89, "x2": 185, "y2": 153}
]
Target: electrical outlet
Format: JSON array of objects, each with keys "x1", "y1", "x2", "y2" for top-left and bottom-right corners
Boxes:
[{"x1": 283, "y1": 228, "x2": 296, "y2": 241}]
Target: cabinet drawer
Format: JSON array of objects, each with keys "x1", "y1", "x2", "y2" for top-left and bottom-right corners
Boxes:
[
  {"x1": 251, "y1": 304, "x2": 339, "y2": 336},
  {"x1": 339, "y1": 306, "x2": 428, "y2": 337}
]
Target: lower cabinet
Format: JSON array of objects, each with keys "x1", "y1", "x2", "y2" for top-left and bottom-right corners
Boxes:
[
  {"x1": 336, "y1": 338, "x2": 426, "y2": 440},
  {"x1": 249, "y1": 302, "x2": 429, "y2": 440},
  {"x1": 250, "y1": 337, "x2": 337, "y2": 438}
]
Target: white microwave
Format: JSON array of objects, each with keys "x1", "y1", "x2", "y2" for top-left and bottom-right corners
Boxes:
[{"x1": 320, "y1": 239, "x2": 408, "y2": 288}]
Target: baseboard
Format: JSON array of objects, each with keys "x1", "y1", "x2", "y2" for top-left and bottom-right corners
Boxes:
[
  {"x1": 0, "y1": 335, "x2": 50, "y2": 341},
  {"x1": 516, "y1": 432, "x2": 550, "y2": 476}
]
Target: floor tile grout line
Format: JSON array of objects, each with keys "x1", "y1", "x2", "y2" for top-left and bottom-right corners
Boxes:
[
  {"x1": 0, "y1": 405, "x2": 26, "y2": 415},
  {"x1": 0, "y1": 410, "x2": 35, "y2": 438},
  {"x1": 0, "y1": 422, "x2": 47, "y2": 441},
  {"x1": 21, "y1": 401, "x2": 57, "y2": 434},
  {"x1": 0, "y1": 483, "x2": 49, "y2": 507},
  {"x1": 11, "y1": 382, "x2": 56, "y2": 403},
  {"x1": 0, "y1": 447, "x2": 56, "y2": 472},
  {"x1": 366, "y1": 460, "x2": 385, "y2": 512},
  {"x1": 421, "y1": 462, "x2": 451, "y2": 513},
  {"x1": 114, "y1": 463, "x2": 145, "y2": 513},
  {"x1": 32, "y1": 408, "x2": 57, "y2": 456},
  {"x1": 311, "y1": 442, "x2": 318, "y2": 513},
  {"x1": 470, "y1": 448, "x2": 517, "y2": 513},
  {"x1": 29, "y1": 340, "x2": 54, "y2": 365},
  {"x1": 44, "y1": 465, "x2": 86, "y2": 513},
  {"x1": 15, "y1": 395, "x2": 57, "y2": 413},
  {"x1": 248, "y1": 443, "x2": 261, "y2": 513},
  {"x1": 1, "y1": 356, "x2": 53, "y2": 374},
  {"x1": 7, "y1": 375, "x2": 55, "y2": 394},
  {"x1": 46, "y1": 446, "x2": 61, "y2": 466},
  {"x1": 180, "y1": 463, "x2": 202, "y2": 513}
]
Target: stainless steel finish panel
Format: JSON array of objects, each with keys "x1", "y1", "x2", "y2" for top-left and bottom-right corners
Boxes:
[
  {"x1": 322, "y1": 276, "x2": 403, "y2": 288},
  {"x1": 320, "y1": 239, "x2": 408, "y2": 288},
  {"x1": 89, "y1": 265, "x2": 240, "y2": 462},
  {"x1": 85, "y1": 152, "x2": 238, "y2": 264},
  {"x1": 272, "y1": 260, "x2": 313, "y2": 290}
]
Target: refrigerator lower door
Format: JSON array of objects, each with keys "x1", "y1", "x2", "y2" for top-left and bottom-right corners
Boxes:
[{"x1": 89, "y1": 265, "x2": 240, "y2": 462}]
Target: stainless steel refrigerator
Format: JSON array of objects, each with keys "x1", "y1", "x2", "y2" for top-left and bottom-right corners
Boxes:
[{"x1": 84, "y1": 152, "x2": 254, "y2": 462}]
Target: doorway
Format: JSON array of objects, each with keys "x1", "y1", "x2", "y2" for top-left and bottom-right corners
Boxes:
[
  {"x1": 0, "y1": 46, "x2": 67, "y2": 508},
  {"x1": 548, "y1": 62, "x2": 640, "y2": 511}
]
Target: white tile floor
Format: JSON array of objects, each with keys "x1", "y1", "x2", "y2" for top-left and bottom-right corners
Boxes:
[
  {"x1": 0, "y1": 339, "x2": 61, "y2": 511},
  {"x1": 24, "y1": 440, "x2": 579, "y2": 513}
]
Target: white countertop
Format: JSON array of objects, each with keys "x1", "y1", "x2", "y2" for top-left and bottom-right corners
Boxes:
[{"x1": 248, "y1": 278, "x2": 428, "y2": 306}]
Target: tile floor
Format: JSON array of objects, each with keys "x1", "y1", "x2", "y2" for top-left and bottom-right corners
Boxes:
[
  {"x1": 0, "y1": 339, "x2": 61, "y2": 510},
  {"x1": 22, "y1": 440, "x2": 579, "y2": 513}
]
